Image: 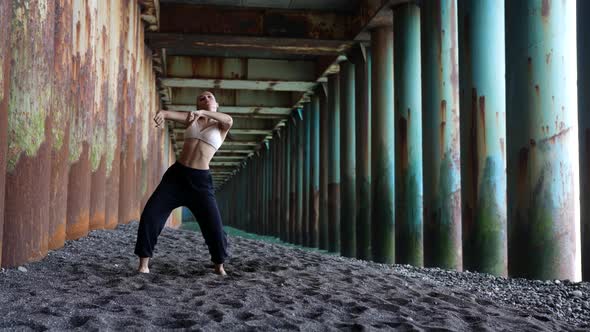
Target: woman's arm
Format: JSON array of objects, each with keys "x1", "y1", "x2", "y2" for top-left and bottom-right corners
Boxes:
[
  {"x1": 195, "y1": 110, "x2": 233, "y2": 131},
  {"x1": 153, "y1": 110, "x2": 191, "y2": 127}
]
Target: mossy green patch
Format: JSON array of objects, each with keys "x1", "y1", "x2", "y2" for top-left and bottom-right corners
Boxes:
[
  {"x1": 90, "y1": 125, "x2": 105, "y2": 172},
  {"x1": 105, "y1": 99, "x2": 118, "y2": 176}
]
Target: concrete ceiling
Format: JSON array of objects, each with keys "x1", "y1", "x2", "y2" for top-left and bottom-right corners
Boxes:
[
  {"x1": 159, "y1": 0, "x2": 360, "y2": 12},
  {"x1": 148, "y1": 0, "x2": 407, "y2": 187}
]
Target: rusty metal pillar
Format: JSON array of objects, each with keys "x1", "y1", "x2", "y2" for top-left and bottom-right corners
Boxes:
[
  {"x1": 340, "y1": 60, "x2": 356, "y2": 258},
  {"x1": 302, "y1": 103, "x2": 311, "y2": 247},
  {"x1": 0, "y1": 0, "x2": 13, "y2": 265},
  {"x1": 422, "y1": 0, "x2": 462, "y2": 270},
  {"x1": 309, "y1": 94, "x2": 320, "y2": 248},
  {"x1": 266, "y1": 141, "x2": 272, "y2": 236},
  {"x1": 49, "y1": 0, "x2": 73, "y2": 249},
  {"x1": 459, "y1": 0, "x2": 507, "y2": 276},
  {"x1": 507, "y1": 0, "x2": 580, "y2": 281},
  {"x1": 371, "y1": 25, "x2": 395, "y2": 264},
  {"x1": 296, "y1": 109, "x2": 305, "y2": 245},
  {"x1": 4, "y1": 0, "x2": 55, "y2": 266},
  {"x1": 118, "y1": 0, "x2": 136, "y2": 227},
  {"x1": 578, "y1": 0, "x2": 590, "y2": 282},
  {"x1": 350, "y1": 46, "x2": 372, "y2": 261},
  {"x1": 319, "y1": 89, "x2": 330, "y2": 250},
  {"x1": 89, "y1": 0, "x2": 109, "y2": 231},
  {"x1": 262, "y1": 145, "x2": 268, "y2": 235},
  {"x1": 328, "y1": 74, "x2": 341, "y2": 253},
  {"x1": 394, "y1": 3, "x2": 423, "y2": 267}
]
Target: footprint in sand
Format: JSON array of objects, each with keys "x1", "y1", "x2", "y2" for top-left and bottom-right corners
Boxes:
[
  {"x1": 206, "y1": 309, "x2": 224, "y2": 322},
  {"x1": 219, "y1": 300, "x2": 244, "y2": 309},
  {"x1": 69, "y1": 315, "x2": 92, "y2": 328},
  {"x1": 153, "y1": 318, "x2": 198, "y2": 328},
  {"x1": 236, "y1": 311, "x2": 256, "y2": 321}
]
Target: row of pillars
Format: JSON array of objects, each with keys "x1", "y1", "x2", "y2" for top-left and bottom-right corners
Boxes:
[{"x1": 218, "y1": 0, "x2": 590, "y2": 282}]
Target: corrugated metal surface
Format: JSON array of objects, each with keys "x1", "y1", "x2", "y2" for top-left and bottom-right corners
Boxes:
[
  {"x1": 1, "y1": 0, "x2": 168, "y2": 267},
  {"x1": 0, "y1": 0, "x2": 13, "y2": 266}
]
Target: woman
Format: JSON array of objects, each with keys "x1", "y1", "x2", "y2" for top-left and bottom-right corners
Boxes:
[{"x1": 134, "y1": 91, "x2": 232, "y2": 275}]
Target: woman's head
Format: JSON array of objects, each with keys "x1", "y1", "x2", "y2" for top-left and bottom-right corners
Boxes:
[{"x1": 196, "y1": 91, "x2": 219, "y2": 112}]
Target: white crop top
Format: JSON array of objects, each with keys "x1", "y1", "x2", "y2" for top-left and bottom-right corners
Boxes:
[{"x1": 184, "y1": 121, "x2": 223, "y2": 150}]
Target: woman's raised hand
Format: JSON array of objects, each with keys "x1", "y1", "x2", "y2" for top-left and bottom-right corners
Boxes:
[
  {"x1": 186, "y1": 110, "x2": 202, "y2": 126},
  {"x1": 154, "y1": 110, "x2": 166, "y2": 128}
]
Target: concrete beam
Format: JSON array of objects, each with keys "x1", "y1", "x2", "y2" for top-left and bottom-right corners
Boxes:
[
  {"x1": 166, "y1": 104, "x2": 292, "y2": 116},
  {"x1": 167, "y1": 56, "x2": 317, "y2": 82},
  {"x1": 159, "y1": 4, "x2": 356, "y2": 40},
  {"x1": 161, "y1": 78, "x2": 316, "y2": 92},
  {"x1": 146, "y1": 33, "x2": 354, "y2": 57}
]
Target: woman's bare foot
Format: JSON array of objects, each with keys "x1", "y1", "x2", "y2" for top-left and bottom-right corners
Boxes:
[
  {"x1": 138, "y1": 257, "x2": 150, "y2": 273},
  {"x1": 214, "y1": 264, "x2": 227, "y2": 276}
]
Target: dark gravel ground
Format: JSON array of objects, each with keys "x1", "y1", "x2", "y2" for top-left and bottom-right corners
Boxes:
[{"x1": 0, "y1": 222, "x2": 587, "y2": 331}]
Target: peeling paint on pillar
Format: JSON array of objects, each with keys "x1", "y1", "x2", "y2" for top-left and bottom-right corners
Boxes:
[
  {"x1": 459, "y1": 0, "x2": 507, "y2": 276},
  {"x1": 371, "y1": 25, "x2": 395, "y2": 264},
  {"x1": 3, "y1": 0, "x2": 55, "y2": 266},
  {"x1": 328, "y1": 74, "x2": 341, "y2": 253},
  {"x1": 105, "y1": 0, "x2": 125, "y2": 230},
  {"x1": 67, "y1": 0, "x2": 94, "y2": 241},
  {"x1": 90, "y1": 0, "x2": 109, "y2": 231},
  {"x1": 579, "y1": 0, "x2": 590, "y2": 282},
  {"x1": 319, "y1": 91, "x2": 329, "y2": 250},
  {"x1": 507, "y1": 0, "x2": 580, "y2": 281},
  {"x1": 351, "y1": 47, "x2": 371, "y2": 261},
  {"x1": 340, "y1": 61, "x2": 356, "y2": 258},
  {"x1": 119, "y1": 0, "x2": 139, "y2": 226},
  {"x1": 309, "y1": 94, "x2": 320, "y2": 248},
  {"x1": 49, "y1": 0, "x2": 73, "y2": 249},
  {"x1": 0, "y1": 0, "x2": 14, "y2": 265},
  {"x1": 421, "y1": 0, "x2": 462, "y2": 271},
  {"x1": 394, "y1": 3, "x2": 423, "y2": 267}
]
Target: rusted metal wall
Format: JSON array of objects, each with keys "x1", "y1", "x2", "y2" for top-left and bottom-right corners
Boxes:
[
  {"x1": 0, "y1": 0, "x2": 14, "y2": 266},
  {"x1": 2, "y1": 0, "x2": 166, "y2": 267},
  {"x1": 4, "y1": 0, "x2": 55, "y2": 266}
]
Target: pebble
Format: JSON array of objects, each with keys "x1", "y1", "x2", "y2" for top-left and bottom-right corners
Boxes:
[
  {"x1": 17, "y1": 266, "x2": 27, "y2": 273},
  {"x1": 571, "y1": 290, "x2": 583, "y2": 298}
]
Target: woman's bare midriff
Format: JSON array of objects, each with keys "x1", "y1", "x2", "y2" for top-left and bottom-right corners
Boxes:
[{"x1": 177, "y1": 138, "x2": 217, "y2": 169}]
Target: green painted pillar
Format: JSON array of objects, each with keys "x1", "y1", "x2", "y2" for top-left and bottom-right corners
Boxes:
[
  {"x1": 303, "y1": 104, "x2": 311, "y2": 246},
  {"x1": 310, "y1": 94, "x2": 320, "y2": 248},
  {"x1": 319, "y1": 90, "x2": 330, "y2": 250},
  {"x1": 459, "y1": 0, "x2": 507, "y2": 276},
  {"x1": 394, "y1": 3, "x2": 423, "y2": 267},
  {"x1": 371, "y1": 25, "x2": 395, "y2": 264},
  {"x1": 422, "y1": 0, "x2": 462, "y2": 270},
  {"x1": 290, "y1": 115, "x2": 298, "y2": 244},
  {"x1": 328, "y1": 74, "x2": 341, "y2": 253},
  {"x1": 284, "y1": 124, "x2": 292, "y2": 243},
  {"x1": 507, "y1": 0, "x2": 580, "y2": 281},
  {"x1": 296, "y1": 109, "x2": 304, "y2": 245},
  {"x1": 340, "y1": 60, "x2": 357, "y2": 258},
  {"x1": 350, "y1": 46, "x2": 372, "y2": 261}
]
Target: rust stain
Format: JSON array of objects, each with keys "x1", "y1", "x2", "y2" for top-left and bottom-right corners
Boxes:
[
  {"x1": 440, "y1": 99, "x2": 447, "y2": 157},
  {"x1": 399, "y1": 116, "x2": 408, "y2": 170},
  {"x1": 546, "y1": 51, "x2": 552, "y2": 64},
  {"x1": 541, "y1": 0, "x2": 551, "y2": 17},
  {"x1": 479, "y1": 95, "x2": 486, "y2": 153}
]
